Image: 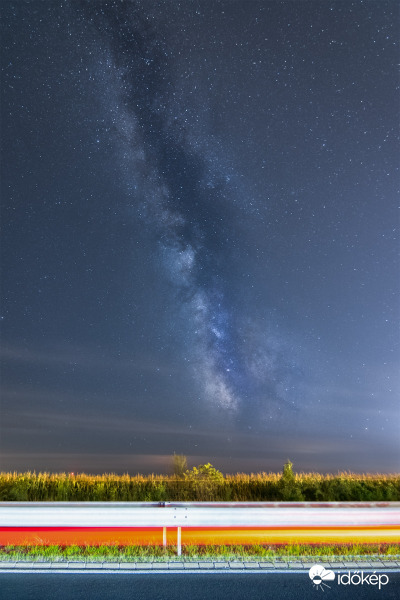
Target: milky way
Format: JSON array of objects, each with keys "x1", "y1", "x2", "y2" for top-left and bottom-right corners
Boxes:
[{"x1": 74, "y1": 1, "x2": 304, "y2": 424}]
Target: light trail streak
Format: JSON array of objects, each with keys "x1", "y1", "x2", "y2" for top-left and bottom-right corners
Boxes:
[
  {"x1": 0, "y1": 526, "x2": 399, "y2": 546},
  {"x1": 1, "y1": 503, "x2": 398, "y2": 545}
]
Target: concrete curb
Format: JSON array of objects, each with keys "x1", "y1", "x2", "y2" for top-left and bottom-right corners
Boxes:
[{"x1": 1, "y1": 559, "x2": 400, "y2": 571}]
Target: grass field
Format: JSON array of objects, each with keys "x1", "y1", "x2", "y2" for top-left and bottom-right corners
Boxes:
[
  {"x1": 1, "y1": 470, "x2": 399, "y2": 501},
  {"x1": 1, "y1": 543, "x2": 399, "y2": 562}
]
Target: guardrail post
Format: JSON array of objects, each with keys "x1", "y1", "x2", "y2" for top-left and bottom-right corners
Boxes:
[
  {"x1": 177, "y1": 526, "x2": 181, "y2": 556},
  {"x1": 163, "y1": 527, "x2": 167, "y2": 548}
]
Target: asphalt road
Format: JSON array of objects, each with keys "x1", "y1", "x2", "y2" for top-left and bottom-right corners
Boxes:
[{"x1": 1, "y1": 572, "x2": 399, "y2": 600}]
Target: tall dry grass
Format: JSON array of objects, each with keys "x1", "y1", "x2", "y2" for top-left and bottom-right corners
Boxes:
[{"x1": 0, "y1": 470, "x2": 399, "y2": 501}]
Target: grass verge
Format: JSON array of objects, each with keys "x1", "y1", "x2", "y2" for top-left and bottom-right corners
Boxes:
[
  {"x1": 2, "y1": 470, "x2": 399, "y2": 501},
  {"x1": 1, "y1": 543, "x2": 399, "y2": 562}
]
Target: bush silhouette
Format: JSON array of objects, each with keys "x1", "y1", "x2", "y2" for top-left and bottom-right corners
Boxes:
[{"x1": 278, "y1": 460, "x2": 304, "y2": 501}]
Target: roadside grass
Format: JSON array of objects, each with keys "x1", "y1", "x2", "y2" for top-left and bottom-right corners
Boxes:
[
  {"x1": 1, "y1": 470, "x2": 399, "y2": 501},
  {"x1": 1, "y1": 543, "x2": 399, "y2": 562}
]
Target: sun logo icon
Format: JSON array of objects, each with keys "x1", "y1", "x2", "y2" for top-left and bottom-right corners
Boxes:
[{"x1": 309, "y1": 564, "x2": 335, "y2": 591}]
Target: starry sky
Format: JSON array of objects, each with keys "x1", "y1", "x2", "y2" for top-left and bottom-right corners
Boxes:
[{"x1": 1, "y1": 0, "x2": 399, "y2": 475}]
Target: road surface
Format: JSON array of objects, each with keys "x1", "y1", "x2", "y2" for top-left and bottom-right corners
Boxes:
[{"x1": 1, "y1": 571, "x2": 399, "y2": 600}]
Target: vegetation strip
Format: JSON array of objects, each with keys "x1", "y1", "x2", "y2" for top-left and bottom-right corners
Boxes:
[
  {"x1": 1, "y1": 463, "x2": 399, "y2": 501},
  {"x1": 1, "y1": 544, "x2": 399, "y2": 563}
]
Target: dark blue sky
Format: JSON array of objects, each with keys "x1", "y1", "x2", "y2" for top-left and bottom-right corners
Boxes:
[{"x1": 1, "y1": 0, "x2": 399, "y2": 474}]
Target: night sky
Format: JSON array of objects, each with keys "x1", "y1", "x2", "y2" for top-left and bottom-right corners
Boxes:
[{"x1": 1, "y1": 1, "x2": 399, "y2": 475}]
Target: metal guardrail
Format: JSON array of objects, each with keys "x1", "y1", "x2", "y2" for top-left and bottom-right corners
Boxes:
[
  {"x1": 1, "y1": 502, "x2": 399, "y2": 527},
  {"x1": 1, "y1": 502, "x2": 399, "y2": 555}
]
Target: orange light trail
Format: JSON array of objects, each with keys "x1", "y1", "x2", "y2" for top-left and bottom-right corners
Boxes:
[{"x1": 1, "y1": 526, "x2": 399, "y2": 546}]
